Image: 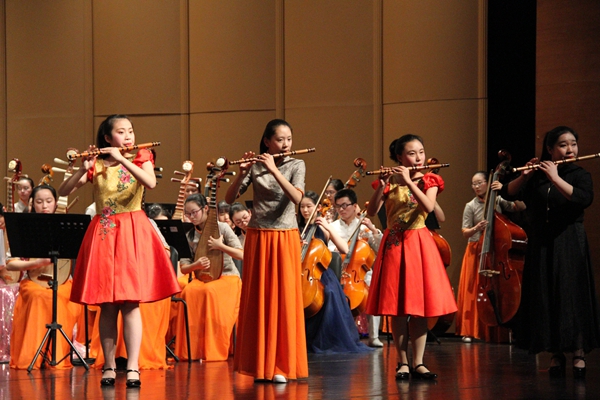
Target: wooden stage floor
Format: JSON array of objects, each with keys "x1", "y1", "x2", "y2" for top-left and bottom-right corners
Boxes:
[{"x1": 1, "y1": 336, "x2": 597, "y2": 399}]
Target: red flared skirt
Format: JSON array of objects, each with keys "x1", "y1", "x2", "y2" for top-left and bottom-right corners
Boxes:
[
  {"x1": 366, "y1": 227, "x2": 457, "y2": 317},
  {"x1": 70, "y1": 210, "x2": 180, "y2": 305}
]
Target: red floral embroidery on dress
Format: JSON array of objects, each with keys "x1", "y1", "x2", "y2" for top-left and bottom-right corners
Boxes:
[
  {"x1": 116, "y1": 166, "x2": 135, "y2": 193},
  {"x1": 99, "y1": 199, "x2": 117, "y2": 239}
]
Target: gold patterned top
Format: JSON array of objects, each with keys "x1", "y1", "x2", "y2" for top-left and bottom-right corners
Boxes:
[
  {"x1": 89, "y1": 150, "x2": 153, "y2": 238},
  {"x1": 382, "y1": 173, "x2": 444, "y2": 231}
]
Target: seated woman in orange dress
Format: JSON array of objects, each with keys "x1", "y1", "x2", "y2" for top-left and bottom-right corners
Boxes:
[
  {"x1": 8, "y1": 185, "x2": 82, "y2": 370},
  {"x1": 0, "y1": 202, "x2": 21, "y2": 363},
  {"x1": 173, "y1": 194, "x2": 243, "y2": 361}
]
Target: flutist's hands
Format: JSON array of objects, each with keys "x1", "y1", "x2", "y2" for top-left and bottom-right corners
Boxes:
[
  {"x1": 257, "y1": 153, "x2": 277, "y2": 174},
  {"x1": 538, "y1": 160, "x2": 559, "y2": 182},
  {"x1": 521, "y1": 158, "x2": 539, "y2": 178},
  {"x1": 81, "y1": 145, "x2": 97, "y2": 171},
  {"x1": 239, "y1": 151, "x2": 256, "y2": 175},
  {"x1": 101, "y1": 146, "x2": 128, "y2": 164}
]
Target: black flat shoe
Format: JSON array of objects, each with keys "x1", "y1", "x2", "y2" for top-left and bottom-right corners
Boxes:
[
  {"x1": 548, "y1": 353, "x2": 566, "y2": 376},
  {"x1": 395, "y1": 363, "x2": 410, "y2": 380},
  {"x1": 411, "y1": 364, "x2": 437, "y2": 380},
  {"x1": 100, "y1": 367, "x2": 116, "y2": 387},
  {"x1": 126, "y1": 369, "x2": 141, "y2": 388},
  {"x1": 573, "y1": 356, "x2": 586, "y2": 378}
]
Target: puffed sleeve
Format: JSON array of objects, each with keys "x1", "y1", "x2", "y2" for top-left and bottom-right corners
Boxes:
[
  {"x1": 86, "y1": 163, "x2": 95, "y2": 182},
  {"x1": 371, "y1": 179, "x2": 391, "y2": 196},
  {"x1": 132, "y1": 148, "x2": 154, "y2": 168},
  {"x1": 422, "y1": 173, "x2": 444, "y2": 195}
]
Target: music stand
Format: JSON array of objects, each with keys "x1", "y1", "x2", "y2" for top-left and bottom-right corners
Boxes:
[
  {"x1": 153, "y1": 219, "x2": 193, "y2": 362},
  {"x1": 153, "y1": 219, "x2": 193, "y2": 259},
  {"x1": 4, "y1": 212, "x2": 91, "y2": 372}
]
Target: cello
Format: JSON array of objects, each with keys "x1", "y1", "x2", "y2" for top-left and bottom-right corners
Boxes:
[
  {"x1": 301, "y1": 178, "x2": 333, "y2": 318},
  {"x1": 340, "y1": 211, "x2": 375, "y2": 317},
  {"x1": 476, "y1": 151, "x2": 527, "y2": 326},
  {"x1": 336, "y1": 158, "x2": 375, "y2": 316}
]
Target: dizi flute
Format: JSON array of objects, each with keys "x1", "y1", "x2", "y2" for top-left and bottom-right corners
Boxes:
[
  {"x1": 66, "y1": 142, "x2": 161, "y2": 160},
  {"x1": 228, "y1": 148, "x2": 316, "y2": 165},
  {"x1": 511, "y1": 153, "x2": 600, "y2": 172},
  {"x1": 365, "y1": 163, "x2": 449, "y2": 175}
]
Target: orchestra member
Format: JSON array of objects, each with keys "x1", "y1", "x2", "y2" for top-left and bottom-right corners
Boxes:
[
  {"x1": 504, "y1": 126, "x2": 600, "y2": 377},
  {"x1": 366, "y1": 134, "x2": 457, "y2": 380},
  {"x1": 172, "y1": 194, "x2": 243, "y2": 361},
  {"x1": 58, "y1": 114, "x2": 179, "y2": 387},
  {"x1": 226, "y1": 119, "x2": 307, "y2": 383},
  {"x1": 8, "y1": 185, "x2": 81, "y2": 369},
  {"x1": 456, "y1": 172, "x2": 524, "y2": 343}
]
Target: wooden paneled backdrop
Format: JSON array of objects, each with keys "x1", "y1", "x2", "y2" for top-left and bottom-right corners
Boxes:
[{"x1": 1, "y1": 1, "x2": 599, "y2": 317}]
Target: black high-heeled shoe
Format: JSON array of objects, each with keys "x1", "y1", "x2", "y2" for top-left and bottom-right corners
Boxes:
[
  {"x1": 126, "y1": 369, "x2": 141, "y2": 388},
  {"x1": 100, "y1": 367, "x2": 116, "y2": 387},
  {"x1": 548, "y1": 353, "x2": 566, "y2": 376},
  {"x1": 573, "y1": 356, "x2": 586, "y2": 378},
  {"x1": 395, "y1": 363, "x2": 411, "y2": 380},
  {"x1": 411, "y1": 364, "x2": 437, "y2": 380}
]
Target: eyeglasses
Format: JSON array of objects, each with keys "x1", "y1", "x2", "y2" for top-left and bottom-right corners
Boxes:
[
  {"x1": 471, "y1": 181, "x2": 487, "y2": 187},
  {"x1": 184, "y1": 208, "x2": 202, "y2": 218},
  {"x1": 334, "y1": 203, "x2": 354, "y2": 211},
  {"x1": 324, "y1": 190, "x2": 337, "y2": 195}
]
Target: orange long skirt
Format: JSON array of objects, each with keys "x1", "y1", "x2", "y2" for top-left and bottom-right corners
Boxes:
[
  {"x1": 173, "y1": 275, "x2": 242, "y2": 361},
  {"x1": 233, "y1": 228, "x2": 308, "y2": 380},
  {"x1": 89, "y1": 298, "x2": 172, "y2": 369},
  {"x1": 10, "y1": 279, "x2": 82, "y2": 369},
  {"x1": 455, "y1": 241, "x2": 510, "y2": 342}
]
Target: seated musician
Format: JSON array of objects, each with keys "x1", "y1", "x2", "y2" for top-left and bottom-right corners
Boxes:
[
  {"x1": 7, "y1": 185, "x2": 82, "y2": 369},
  {"x1": 13, "y1": 177, "x2": 34, "y2": 213},
  {"x1": 0, "y1": 202, "x2": 21, "y2": 363},
  {"x1": 172, "y1": 194, "x2": 243, "y2": 361},
  {"x1": 229, "y1": 202, "x2": 252, "y2": 248},
  {"x1": 217, "y1": 200, "x2": 236, "y2": 230},
  {"x1": 299, "y1": 191, "x2": 372, "y2": 354},
  {"x1": 322, "y1": 188, "x2": 384, "y2": 348}
]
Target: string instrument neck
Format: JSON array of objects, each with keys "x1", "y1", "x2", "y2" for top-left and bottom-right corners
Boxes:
[
  {"x1": 301, "y1": 223, "x2": 319, "y2": 261},
  {"x1": 172, "y1": 161, "x2": 195, "y2": 221}
]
